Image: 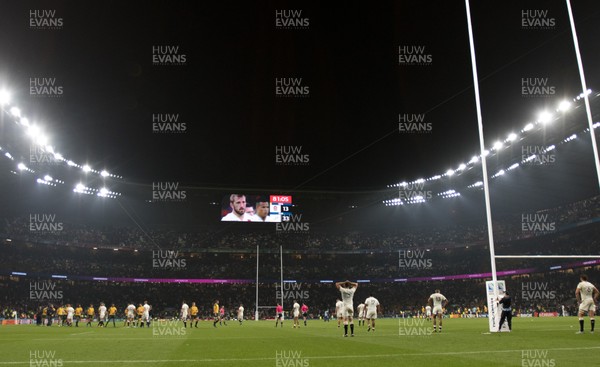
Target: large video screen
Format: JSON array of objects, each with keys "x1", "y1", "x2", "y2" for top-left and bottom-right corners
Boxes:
[{"x1": 220, "y1": 194, "x2": 292, "y2": 222}]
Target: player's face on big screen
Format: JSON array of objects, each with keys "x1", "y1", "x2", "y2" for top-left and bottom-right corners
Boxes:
[
  {"x1": 256, "y1": 202, "x2": 269, "y2": 218},
  {"x1": 231, "y1": 196, "x2": 246, "y2": 215}
]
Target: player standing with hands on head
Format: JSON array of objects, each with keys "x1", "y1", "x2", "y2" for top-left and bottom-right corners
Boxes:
[
  {"x1": 575, "y1": 274, "x2": 599, "y2": 334},
  {"x1": 428, "y1": 289, "x2": 448, "y2": 333},
  {"x1": 336, "y1": 280, "x2": 358, "y2": 337}
]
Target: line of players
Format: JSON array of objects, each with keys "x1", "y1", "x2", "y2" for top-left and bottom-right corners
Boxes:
[
  {"x1": 179, "y1": 300, "x2": 245, "y2": 328},
  {"x1": 333, "y1": 281, "x2": 448, "y2": 336},
  {"x1": 34, "y1": 301, "x2": 151, "y2": 328}
]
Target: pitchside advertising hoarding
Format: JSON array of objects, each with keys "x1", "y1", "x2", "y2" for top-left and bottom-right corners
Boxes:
[{"x1": 486, "y1": 280, "x2": 510, "y2": 333}]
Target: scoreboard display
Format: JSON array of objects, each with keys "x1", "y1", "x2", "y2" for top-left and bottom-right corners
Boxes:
[
  {"x1": 220, "y1": 194, "x2": 293, "y2": 222},
  {"x1": 269, "y1": 195, "x2": 293, "y2": 222}
]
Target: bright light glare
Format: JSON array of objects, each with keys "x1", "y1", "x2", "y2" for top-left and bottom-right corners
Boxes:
[
  {"x1": 17, "y1": 163, "x2": 27, "y2": 171},
  {"x1": 507, "y1": 133, "x2": 517, "y2": 142},
  {"x1": 538, "y1": 111, "x2": 553, "y2": 124},
  {"x1": 10, "y1": 107, "x2": 20, "y2": 117},
  {"x1": 44, "y1": 175, "x2": 53, "y2": 182},
  {"x1": 446, "y1": 169, "x2": 455, "y2": 177},
  {"x1": 0, "y1": 90, "x2": 10, "y2": 105},
  {"x1": 100, "y1": 170, "x2": 109, "y2": 177},
  {"x1": 558, "y1": 101, "x2": 571, "y2": 112},
  {"x1": 82, "y1": 165, "x2": 91, "y2": 173},
  {"x1": 493, "y1": 141, "x2": 503, "y2": 150},
  {"x1": 523, "y1": 123, "x2": 534, "y2": 132}
]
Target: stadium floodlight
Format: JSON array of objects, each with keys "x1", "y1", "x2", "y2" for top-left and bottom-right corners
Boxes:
[
  {"x1": 507, "y1": 133, "x2": 517, "y2": 142},
  {"x1": 26, "y1": 125, "x2": 41, "y2": 139},
  {"x1": 457, "y1": 163, "x2": 466, "y2": 171},
  {"x1": 43, "y1": 175, "x2": 52, "y2": 182},
  {"x1": 35, "y1": 134, "x2": 48, "y2": 146},
  {"x1": 508, "y1": 163, "x2": 519, "y2": 170},
  {"x1": 17, "y1": 163, "x2": 27, "y2": 171},
  {"x1": 482, "y1": 150, "x2": 489, "y2": 157},
  {"x1": 9, "y1": 106, "x2": 20, "y2": 117},
  {"x1": 558, "y1": 100, "x2": 571, "y2": 112},
  {"x1": 469, "y1": 155, "x2": 478, "y2": 164},
  {"x1": 538, "y1": 111, "x2": 553, "y2": 124},
  {"x1": 493, "y1": 141, "x2": 503, "y2": 150},
  {"x1": 100, "y1": 170, "x2": 109, "y2": 177},
  {"x1": 20, "y1": 118, "x2": 29, "y2": 127},
  {"x1": 545, "y1": 145, "x2": 556, "y2": 152},
  {"x1": 415, "y1": 178, "x2": 425, "y2": 183},
  {"x1": 0, "y1": 89, "x2": 10, "y2": 105},
  {"x1": 5, "y1": 152, "x2": 13, "y2": 159},
  {"x1": 82, "y1": 165, "x2": 91, "y2": 173},
  {"x1": 523, "y1": 123, "x2": 534, "y2": 132},
  {"x1": 446, "y1": 169, "x2": 455, "y2": 177},
  {"x1": 400, "y1": 182, "x2": 407, "y2": 187},
  {"x1": 75, "y1": 183, "x2": 85, "y2": 191},
  {"x1": 67, "y1": 160, "x2": 77, "y2": 167}
]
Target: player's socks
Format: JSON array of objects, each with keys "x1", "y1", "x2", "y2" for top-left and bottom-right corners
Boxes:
[
  {"x1": 183, "y1": 321, "x2": 187, "y2": 328},
  {"x1": 591, "y1": 319, "x2": 595, "y2": 332},
  {"x1": 195, "y1": 321, "x2": 199, "y2": 327},
  {"x1": 344, "y1": 324, "x2": 348, "y2": 335},
  {"x1": 350, "y1": 324, "x2": 354, "y2": 335},
  {"x1": 579, "y1": 318, "x2": 584, "y2": 332}
]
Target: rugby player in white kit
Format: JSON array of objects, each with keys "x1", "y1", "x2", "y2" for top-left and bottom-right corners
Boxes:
[
  {"x1": 575, "y1": 275, "x2": 599, "y2": 334},
  {"x1": 357, "y1": 303, "x2": 365, "y2": 326},
  {"x1": 181, "y1": 301, "x2": 189, "y2": 328},
  {"x1": 292, "y1": 301, "x2": 301, "y2": 328},
  {"x1": 364, "y1": 294, "x2": 380, "y2": 332},
  {"x1": 336, "y1": 280, "x2": 358, "y2": 337},
  {"x1": 335, "y1": 299, "x2": 344, "y2": 328},
  {"x1": 428, "y1": 289, "x2": 448, "y2": 333}
]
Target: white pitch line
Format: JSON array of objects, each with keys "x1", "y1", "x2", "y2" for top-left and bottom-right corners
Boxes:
[{"x1": 1, "y1": 346, "x2": 599, "y2": 365}]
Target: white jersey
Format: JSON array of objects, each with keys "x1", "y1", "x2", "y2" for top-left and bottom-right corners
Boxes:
[
  {"x1": 335, "y1": 301, "x2": 344, "y2": 316},
  {"x1": 221, "y1": 212, "x2": 251, "y2": 222},
  {"x1": 238, "y1": 306, "x2": 244, "y2": 316},
  {"x1": 249, "y1": 214, "x2": 277, "y2": 222},
  {"x1": 340, "y1": 286, "x2": 356, "y2": 306},
  {"x1": 181, "y1": 303, "x2": 189, "y2": 315},
  {"x1": 578, "y1": 281, "x2": 597, "y2": 301},
  {"x1": 127, "y1": 304, "x2": 136, "y2": 316},
  {"x1": 357, "y1": 303, "x2": 365, "y2": 315},
  {"x1": 364, "y1": 297, "x2": 380, "y2": 312},
  {"x1": 429, "y1": 293, "x2": 447, "y2": 308},
  {"x1": 99, "y1": 305, "x2": 107, "y2": 317},
  {"x1": 66, "y1": 307, "x2": 74, "y2": 318},
  {"x1": 425, "y1": 305, "x2": 432, "y2": 314}
]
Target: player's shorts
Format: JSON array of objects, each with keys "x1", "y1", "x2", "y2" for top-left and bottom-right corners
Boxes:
[
  {"x1": 336, "y1": 312, "x2": 343, "y2": 318},
  {"x1": 277, "y1": 313, "x2": 283, "y2": 318},
  {"x1": 302, "y1": 312, "x2": 307, "y2": 317},
  {"x1": 142, "y1": 313, "x2": 150, "y2": 322},
  {"x1": 432, "y1": 306, "x2": 444, "y2": 315},
  {"x1": 66, "y1": 316, "x2": 73, "y2": 322},
  {"x1": 579, "y1": 299, "x2": 596, "y2": 313},
  {"x1": 100, "y1": 314, "x2": 106, "y2": 321},
  {"x1": 366, "y1": 310, "x2": 377, "y2": 319},
  {"x1": 342, "y1": 304, "x2": 354, "y2": 318},
  {"x1": 127, "y1": 312, "x2": 135, "y2": 319},
  {"x1": 426, "y1": 311, "x2": 432, "y2": 317},
  {"x1": 293, "y1": 311, "x2": 300, "y2": 318},
  {"x1": 181, "y1": 313, "x2": 188, "y2": 320},
  {"x1": 237, "y1": 314, "x2": 243, "y2": 319}
]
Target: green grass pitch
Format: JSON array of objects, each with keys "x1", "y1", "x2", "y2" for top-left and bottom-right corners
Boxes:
[{"x1": 0, "y1": 317, "x2": 598, "y2": 366}]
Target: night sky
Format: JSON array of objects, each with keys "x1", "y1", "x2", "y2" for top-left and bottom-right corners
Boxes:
[{"x1": 1, "y1": 0, "x2": 599, "y2": 196}]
